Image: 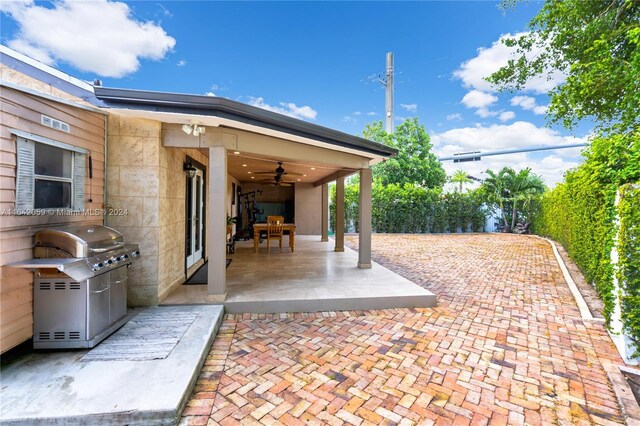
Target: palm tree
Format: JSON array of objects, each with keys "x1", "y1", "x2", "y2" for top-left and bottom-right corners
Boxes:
[
  {"x1": 503, "y1": 168, "x2": 546, "y2": 230},
  {"x1": 480, "y1": 168, "x2": 511, "y2": 229},
  {"x1": 480, "y1": 167, "x2": 546, "y2": 231},
  {"x1": 449, "y1": 169, "x2": 473, "y2": 192}
]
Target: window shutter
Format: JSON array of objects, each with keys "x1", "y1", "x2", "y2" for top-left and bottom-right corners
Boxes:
[
  {"x1": 73, "y1": 152, "x2": 85, "y2": 211},
  {"x1": 15, "y1": 137, "x2": 35, "y2": 210}
]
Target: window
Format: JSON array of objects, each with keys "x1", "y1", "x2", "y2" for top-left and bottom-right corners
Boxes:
[
  {"x1": 34, "y1": 143, "x2": 73, "y2": 209},
  {"x1": 15, "y1": 136, "x2": 85, "y2": 211}
]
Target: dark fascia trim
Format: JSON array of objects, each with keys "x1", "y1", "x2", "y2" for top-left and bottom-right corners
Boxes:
[{"x1": 93, "y1": 87, "x2": 397, "y2": 158}]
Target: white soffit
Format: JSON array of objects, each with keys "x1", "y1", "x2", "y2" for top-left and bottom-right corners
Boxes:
[{"x1": 109, "y1": 108, "x2": 383, "y2": 162}]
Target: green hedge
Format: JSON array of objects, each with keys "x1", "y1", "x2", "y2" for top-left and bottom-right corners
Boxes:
[
  {"x1": 617, "y1": 185, "x2": 640, "y2": 352},
  {"x1": 330, "y1": 182, "x2": 487, "y2": 234},
  {"x1": 532, "y1": 133, "x2": 640, "y2": 336}
]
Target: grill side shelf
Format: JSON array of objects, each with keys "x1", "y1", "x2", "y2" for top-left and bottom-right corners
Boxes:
[{"x1": 5, "y1": 258, "x2": 92, "y2": 281}]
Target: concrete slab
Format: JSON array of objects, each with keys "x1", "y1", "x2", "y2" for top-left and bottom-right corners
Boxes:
[
  {"x1": 162, "y1": 236, "x2": 436, "y2": 313},
  {"x1": 0, "y1": 305, "x2": 223, "y2": 426}
]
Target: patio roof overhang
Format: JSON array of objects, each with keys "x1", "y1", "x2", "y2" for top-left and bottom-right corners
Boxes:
[{"x1": 93, "y1": 87, "x2": 397, "y2": 163}]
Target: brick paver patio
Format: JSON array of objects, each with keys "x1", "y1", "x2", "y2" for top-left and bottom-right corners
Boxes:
[{"x1": 181, "y1": 234, "x2": 624, "y2": 425}]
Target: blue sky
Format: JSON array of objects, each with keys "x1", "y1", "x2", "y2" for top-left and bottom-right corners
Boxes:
[{"x1": 0, "y1": 1, "x2": 590, "y2": 187}]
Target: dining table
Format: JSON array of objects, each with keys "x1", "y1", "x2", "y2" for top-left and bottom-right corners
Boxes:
[{"x1": 253, "y1": 223, "x2": 296, "y2": 253}]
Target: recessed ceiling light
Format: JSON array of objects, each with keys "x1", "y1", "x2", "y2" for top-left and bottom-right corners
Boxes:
[
  {"x1": 247, "y1": 171, "x2": 252, "y2": 174},
  {"x1": 310, "y1": 167, "x2": 316, "y2": 170},
  {"x1": 251, "y1": 176, "x2": 255, "y2": 179},
  {"x1": 242, "y1": 164, "x2": 247, "y2": 167},
  {"x1": 233, "y1": 151, "x2": 241, "y2": 155},
  {"x1": 297, "y1": 179, "x2": 301, "y2": 181},
  {"x1": 303, "y1": 174, "x2": 307, "y2": 177}
]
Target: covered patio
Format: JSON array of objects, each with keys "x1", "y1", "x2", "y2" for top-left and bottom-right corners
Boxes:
[
  {"x1": 93, "y1": 87, "x2": 437, "y2": 312},
  {"x1": 162, "y1": 236, "x2": 436, "y2": 313}
]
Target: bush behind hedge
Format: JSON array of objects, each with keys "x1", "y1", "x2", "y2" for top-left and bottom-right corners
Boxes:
[{"x1": 330, "y1": 182, "x2": 487, "y2": 234}]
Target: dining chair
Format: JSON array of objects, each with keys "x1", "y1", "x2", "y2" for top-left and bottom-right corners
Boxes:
[{"x1": 266, "y1": 215, "x2": 284, "y2": 253}]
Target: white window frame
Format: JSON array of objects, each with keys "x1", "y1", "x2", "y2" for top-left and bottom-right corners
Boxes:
[{"x1": 12, "y1": 129, "x2": 87, "y2": 213}]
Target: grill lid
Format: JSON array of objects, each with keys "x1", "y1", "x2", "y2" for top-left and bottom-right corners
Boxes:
[{"x1": 35, "y1": 225, "x2": 124, "y2": 258}]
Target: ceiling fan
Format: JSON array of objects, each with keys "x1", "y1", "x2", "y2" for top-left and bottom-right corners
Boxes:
[{"x1": 253, "y1": 162, "x2": 302, "y2": 186}]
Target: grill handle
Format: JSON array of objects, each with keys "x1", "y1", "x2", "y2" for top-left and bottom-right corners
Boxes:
[
  {"x1": 91, "y1": 242, "x2": 125, "y2": 253},
  {"x1": 91, "y1": 287, "x2": 110, "y2": 294}
]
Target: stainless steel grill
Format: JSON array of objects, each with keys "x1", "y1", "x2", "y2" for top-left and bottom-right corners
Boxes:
[{"x1": 15, "y1": 225, "x2": 140, "y2": 349}]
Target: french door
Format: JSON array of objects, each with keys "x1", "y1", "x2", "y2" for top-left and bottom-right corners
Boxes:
[{"x1": 186, "y1": 168, "x2": 204, "y2": 268}]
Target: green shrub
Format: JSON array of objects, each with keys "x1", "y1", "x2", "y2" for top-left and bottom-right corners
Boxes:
[
  {"x1": 533, "y1": 132, "x2": 640, "y2": 334},
  {"x1": 617, "y1": 184, "x2": 640, "y2": 353},
  {"x1": 330, "y1": 180, "x2": 487, "y2": 234}
]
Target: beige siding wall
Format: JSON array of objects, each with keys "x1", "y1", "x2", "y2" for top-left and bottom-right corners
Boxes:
[
  {"x1": 294, "y1": 183, "x2": 322, "y2": 235},
  {"x1": 0, "y1": 86, "x2": 105, "y2": 354}
]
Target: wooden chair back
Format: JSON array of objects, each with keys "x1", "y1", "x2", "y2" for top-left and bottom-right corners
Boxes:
[{"x1": 266, "y1": 216, "x2": 284, "y2": 237}]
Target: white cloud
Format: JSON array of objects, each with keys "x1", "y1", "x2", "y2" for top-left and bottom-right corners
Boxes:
[
  {"x1": 461, "y1": 90, "x2": 498, "y2": 109},
  {"x1": 156, "y1": 3, "x2": 172, "y2": 17},
  {"x1": 177, "y1": 59, "x2": 187, "y2": 67},
  {"x1": 446, "y1": 113, "x2": 463, "y2": 121},
  {"x1": 400, "y1": 103, "x2": 417, "y2": 113},
  {"x1": 432, "y1": 121, "x2": 587, "y2": 186},
  {"x1": 1, "y1": 0, "x2": 176, "y2": 78},
  {"x1": 510, "y1": 95, "x2": 548, "y2": 115},
  {"x1": 247, "y1": 97, "x2": 317, "y2": 120},
  {"x1": 210, "y1": 83, "x2": 228, "y2": 92},
  {"x1": 342, "y1": 116, "x2": 357, "y2": 124},
  {"x1": 461, "y1": 90, "x2": 500, "y2": 118},
  {"x1": 205, "y1": 92, "x2": 216, "y2": 97},
  {"x1": 454, "y1": 32, "x2": 566, "y2": 94},
  {"x1": 499, "y1": 111, "x2": 516, "y2": 122},
  {"x1": 367, "y1": 112, "x2": 377, "y2": 116},
  {"x1": 353, "y1": 111, "x2": 362, "y2": 116},
  {"x1": 5, "y1": 37, "x2": 53, "y2": 64},
  {"x1": 475, "y1": 108, "x2": 498, "y2": 118}
]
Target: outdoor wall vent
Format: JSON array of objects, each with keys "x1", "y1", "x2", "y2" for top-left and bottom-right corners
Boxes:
[{"x1": 41, "y1": 115, "x2": 70, "y2": 133}]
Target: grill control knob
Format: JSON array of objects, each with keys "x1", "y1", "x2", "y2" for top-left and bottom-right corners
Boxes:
[
  {"x1": 123, "y1": 254, "x2": 129, "y2": 259},
  {"x1": 107, "y1": 259, "x2": 113, "y2": 265},
  {"x1": 116, "y1": 256, "x2": 122, "y2": 262},
  {"x1": 96, "y1": 262, "x2": 104, "y2": 269},
  {"x1": 132, "y1": 251, "x2": 139, "y2": 257}
]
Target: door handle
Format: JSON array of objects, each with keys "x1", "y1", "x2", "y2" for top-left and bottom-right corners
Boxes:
[{"x1": 91, "y1": 287, "x2": 109, "y2": 294}]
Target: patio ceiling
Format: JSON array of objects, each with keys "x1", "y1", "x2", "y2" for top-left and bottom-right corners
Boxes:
[{"x1": 224, "y1": 150, "x2": 348, "y2": 185}]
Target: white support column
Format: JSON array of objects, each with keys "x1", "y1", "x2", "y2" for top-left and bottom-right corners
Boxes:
[
  {"x1": 358, "y1": 168, "x2": 372, "y2": 269},
  {"x1": 321, "y1": 183, "x2": 329, "y2": 242},
  {"x1": 335, "y1": 177, "x2": 345, "y2": 252},
  {"x1": 207, "y1": 146, "x2": 227, "y2": 302}
]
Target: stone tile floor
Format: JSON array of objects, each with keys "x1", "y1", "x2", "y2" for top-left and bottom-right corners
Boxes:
[{"x1": 181, "y1": 234, "x2": 624, "y2": 425}]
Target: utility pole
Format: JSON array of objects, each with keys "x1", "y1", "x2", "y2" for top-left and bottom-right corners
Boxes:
[{"x1": 385, "y1": 52, "x2": 394, "y2": 134}]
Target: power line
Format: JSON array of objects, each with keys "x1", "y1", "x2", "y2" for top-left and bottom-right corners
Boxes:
[{"x1": 438, "y1": 142, "x2": 588, "y2": 162}]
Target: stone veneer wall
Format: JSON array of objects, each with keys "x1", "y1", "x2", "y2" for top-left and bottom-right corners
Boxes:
[
  {"x1": 106, "y1": 114, "x2": 209, "y2": 305},
  {"x1": 106, "y1": 115, "x2": 162, "y2": 306},
  {"x1": 157, "y1": 144, "x2": 208, "y2": 302}
]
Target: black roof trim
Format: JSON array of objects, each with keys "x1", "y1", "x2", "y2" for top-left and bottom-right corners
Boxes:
[{"x1": 93, "y1": 87, "x2": 396, "y2": 157}]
